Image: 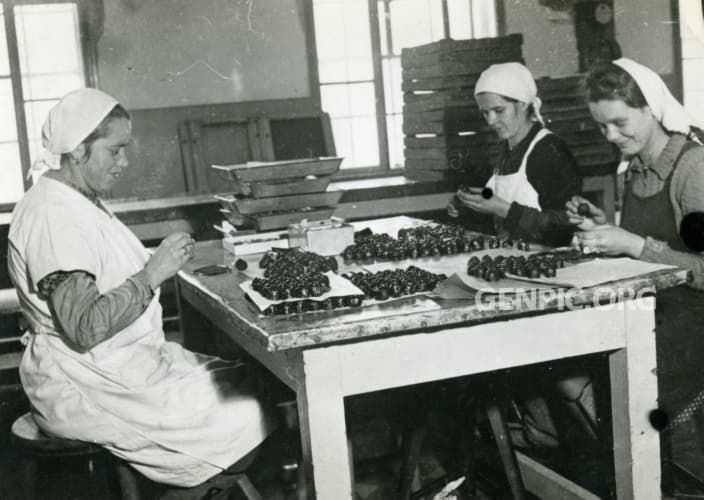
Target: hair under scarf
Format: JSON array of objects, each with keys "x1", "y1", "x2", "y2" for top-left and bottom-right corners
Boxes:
[
  {"x1": 29, "y1": 88, "x2": 120, "y2": 181},
  {"x1": 474, "y1": 62, "x2": 544, "y2": 125},
  {"x1": 613, "y1": 57, "x2": 694, "y2": 136}
]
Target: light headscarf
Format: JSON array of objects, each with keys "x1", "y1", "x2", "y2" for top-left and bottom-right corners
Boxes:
[
  {"x1": 29, "y1": 88, "x2": 120, "y2": 181},
  {"x1": 613, "y1": 57, "x2": 694, "y2": 136},
  {"x1": 474, "y1": 62, "x2": 544, "y2": 125}
]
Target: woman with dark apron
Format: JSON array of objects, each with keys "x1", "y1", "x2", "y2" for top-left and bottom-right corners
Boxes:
[{"x1": 567, "y1": 58, "x2": 704, "y2": 481}]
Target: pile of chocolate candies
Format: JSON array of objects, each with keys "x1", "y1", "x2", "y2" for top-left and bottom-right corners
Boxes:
[
  {"x1": 262, "y1": 294, "x2": 364, "y2": 316},
  {"x1": 342, "y1": 266, "x2": 447, "y2": 301},
  {"x1": 467, "y1": 253, "x2": 565, "y2": 282},
  {"x1": 253, "y1": 247, "x2": 338, "y2": 300},
  {"x1": 342, "y1": 224, "x2": 471, "y2": 263}
]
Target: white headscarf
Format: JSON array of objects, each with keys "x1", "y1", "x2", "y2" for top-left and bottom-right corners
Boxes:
[
  {"x1": 30, "y1": 88, "x2": 119, "y2": 181},
  {"x1": 613, "y1": 58, "x2": 694, "y2": 136},
  {"x1": 474, "y1": 62, "x2": 544, "y2": 125}
]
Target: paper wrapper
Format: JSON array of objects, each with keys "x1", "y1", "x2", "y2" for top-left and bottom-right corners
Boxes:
[
  {"x1": 505, "y1": 257, "x2": 676, "y2": 289},
  {"x1": 240, "y1": 271, "x2": 364, "y2": 312}
]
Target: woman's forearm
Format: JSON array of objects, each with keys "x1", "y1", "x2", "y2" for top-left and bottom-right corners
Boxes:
[
  {"x1": 640, "y1": 236, "x2": 704, "y2": 290},
  {"x1": 41, "y1": 270, "x2": 154, "y2": 352}
]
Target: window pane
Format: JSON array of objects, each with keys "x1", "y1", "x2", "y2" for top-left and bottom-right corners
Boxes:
[
  {"x1": 0, "y1": 5, "x2": 10, "y2": 76},
  {"x1": 382, "y1": 57, "x2": 402, "y2": 114},
  {"x1": 321, "y1": 82, "x2": 376, "y2": 118},
  {"x1": 0, "y1": 142, "x2": 24, "y2": 204},
  {"x1": 0, "y1": 79, "x2": 18, "y2": 142},
  {"x1": 471, "y1": 0, "x2": 497, "y2": 38},
  {"x1": 386, "y1": 113, "x2": 404, "y2": 169},
  {"x1": 314, "y1": 0, "x2": 373, "y2": 83},
  {"x1": 25, "y1": 100, "x2": 58, "y2": 162},
  {"x1": 22, "y1": 73, "x2": 83, "y2": 102},
  {"x1": 389, "y1": 0, "x2": 444, "y2": 55},
  {"x1": 15, "y1": 3, "x2": 84, "y2": 100},
  {"x1": 448, "y1": 0, "x2": 473, "y2": 39},
  {"x1": 330, "y1": 118, "x2": 354, "y2": 169},
  {"x1": 350, "y1": 116, "x2": 379, "y2": 167}
]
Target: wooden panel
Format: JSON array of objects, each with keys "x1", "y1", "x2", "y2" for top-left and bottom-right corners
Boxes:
[
  {"x1": 178, "y1": 112, "x2": 337, "y2": 196},
  {"x1": 178, "y1": 118, "x2": 260, "y2": 194},
  {"x1": 268, "y1": 112, "x2": 336, "y2": 159},
  {"x1": 330, "y1": 304, "x2": 628, "y2": 396}
]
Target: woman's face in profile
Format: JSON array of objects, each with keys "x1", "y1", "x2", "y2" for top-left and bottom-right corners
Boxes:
[
  {"x1": 476, "y1": 92, "x2": 529, "y2": 143},
  {"x1": 82, "y1": 117, "x2": 131, "y2": 195},
  {"x1": 588, "y1": 99, "x2": 654, "y2": 157}
]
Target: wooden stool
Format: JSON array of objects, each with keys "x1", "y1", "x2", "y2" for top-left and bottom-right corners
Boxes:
[
  {"x1": 398, "y1": 384, "x2": 526, "y2": 500},
  {"x1": 10, "y1": 412, "x2": 140, "y2": 500}
]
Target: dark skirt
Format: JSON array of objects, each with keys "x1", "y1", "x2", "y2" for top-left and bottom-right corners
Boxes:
[{"x1": 655, "y1": 285, "x2": 704, "y2": 415}]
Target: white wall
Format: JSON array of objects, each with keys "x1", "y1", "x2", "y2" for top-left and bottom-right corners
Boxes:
[
  {"x1": 614, "y1": 0, "x2": 675, "y2": 74},
  {"x1": 97, "y1": 0, "x2": 310, "y2": 110},
  {"x1": 504, "y1": 0, "x2": 580, "y2": 78},
  {"x1": 679, "y1": 0, "x2": 704, "y2": 127},
  {"x1": 504, "y1": 0, "x2": 678, "y2": 82}
]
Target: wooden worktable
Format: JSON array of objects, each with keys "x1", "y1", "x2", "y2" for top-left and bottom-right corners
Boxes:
[{"x1": 177, "y1": 239, "x2": 688, "y2": 500}]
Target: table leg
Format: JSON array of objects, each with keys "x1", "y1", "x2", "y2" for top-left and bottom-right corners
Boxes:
[
  {"x1": 296, "y1": 348, "x2": 354, "y2": 500},
  {"x1": 609, "y1": 298, "x2": 660, "y2": 500}
]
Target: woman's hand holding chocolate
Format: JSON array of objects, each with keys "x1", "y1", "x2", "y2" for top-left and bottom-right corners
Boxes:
[
  {"x1": 566, "y1": 195, "x2": 607, "y2": 230},
  {"x1": 143, "y1": 232, "x2": 195, "y2": 289}
]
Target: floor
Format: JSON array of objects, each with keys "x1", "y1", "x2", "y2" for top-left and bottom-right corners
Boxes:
[{"x1": 1, "y1": 373, "x2": 703, "y2": 500}]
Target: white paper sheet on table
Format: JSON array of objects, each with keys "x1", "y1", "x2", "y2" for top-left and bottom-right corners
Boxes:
[
  {"x1": 350, "y1": 216, "x2": 433, "y2": 238},
  {"x1": 240, "y1": 271, "x2": 364, "y2": 312},
  {"x1": 506, "y1": 257, "x2": 677, "y2": 289}
]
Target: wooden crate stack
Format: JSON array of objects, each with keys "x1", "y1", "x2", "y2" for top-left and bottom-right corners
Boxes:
[
  {"x1": 401, "y1": 34, "x2": 524, "y2": 183},
  {"x1": 537, "y1": 75, "x2": 620, "y2": 177},
  {"x1": 212, "y1": 157, "x2": 344, "y2": 231}
]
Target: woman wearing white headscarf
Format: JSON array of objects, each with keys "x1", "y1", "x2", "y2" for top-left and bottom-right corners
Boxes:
[
  {"x1": 448, "y1": 62, "x2": 580, "y2": 246},
  {"x1": 565, "y1": 58, "x2": 704, "y2": 476},
  {"x1": 8, "y1": 88, "x2": 274, "y2": 492}
]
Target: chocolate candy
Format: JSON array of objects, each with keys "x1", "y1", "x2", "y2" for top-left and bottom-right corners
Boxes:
[{"x1": 577, "y1": 202, "x2": 591, "y2": 217}]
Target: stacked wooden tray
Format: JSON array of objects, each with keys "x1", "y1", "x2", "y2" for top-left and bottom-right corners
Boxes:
[
  {"x1": 537, "y1": 75, "x2": 620, "y2": 176},
  {"x1": 401, "y1": 34, "x2": 524, "y2": 183},
  {"x1": 212, "y1": 157, "x2": 344, "y2": 231}
]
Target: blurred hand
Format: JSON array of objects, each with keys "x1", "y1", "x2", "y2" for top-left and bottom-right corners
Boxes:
[
  {"x1": 447, "y1": 196, "x2": 459, "y2": 218},
  {"x1": 565, "y1": 195, "x2": 607, "y2": 230},
  {"x1": 143, "y1": 232, "x2": 195, "y2": 289},
  {"x1": 574, "y1": 225, "x2": 645, "y2": 258},
  {"x1": 456, "y1": 187, "x2": 510, "y2": 218}
]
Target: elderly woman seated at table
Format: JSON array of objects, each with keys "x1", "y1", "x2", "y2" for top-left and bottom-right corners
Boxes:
[{"x1": 7, "y1": 88, "x2": 275, "y2": 494}]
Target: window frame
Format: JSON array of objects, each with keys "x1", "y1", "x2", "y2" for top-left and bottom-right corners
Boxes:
[
  {"x1": 305, "y1": 0, "x2": 504, "y2": 182},
  {"x1": 0, "y1": 0, "x2": 99, "y2": 212}
]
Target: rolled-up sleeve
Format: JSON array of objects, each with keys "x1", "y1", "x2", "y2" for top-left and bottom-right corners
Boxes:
[{"x1": 43, "y1": 270, "x2": 154, "y2": 352}]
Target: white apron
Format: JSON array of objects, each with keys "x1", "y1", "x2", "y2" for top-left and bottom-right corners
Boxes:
[
  {"x1": 485, "y1": 128, "x2": 550, "y2": 236},
  {"x1": 8, "y1": 177, "x2": 273, "y2": 487}
]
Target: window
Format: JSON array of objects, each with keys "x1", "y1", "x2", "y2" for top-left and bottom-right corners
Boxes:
[
  {"x1": 0, "y1": 1, "x2": 89, "y2": 208},
  {"x1": 311, "y1": 0, "x2": 497, "y2": 177}
]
